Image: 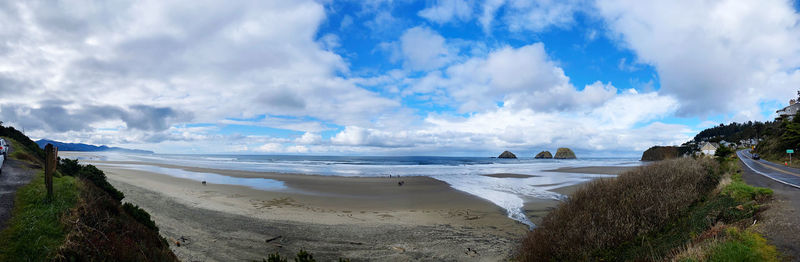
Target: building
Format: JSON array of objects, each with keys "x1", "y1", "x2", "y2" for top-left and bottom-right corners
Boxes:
[
  {"x1": 776, "y1": 99, "x2": 800, "y2": 121},
  {"x1": 700, "y1": 142, "x2": 718, "y2": 155}
]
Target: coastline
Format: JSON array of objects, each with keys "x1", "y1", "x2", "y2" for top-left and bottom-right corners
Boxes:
[
  {"x1": 98, "y1": 165, "x2": 530, "y2": 261},
  {"x1": 544, "y1": 165, "x2": 638, "y2": 175},
  {"x1": 61, "y1": 152, "x2": 631, "y2": 260}
]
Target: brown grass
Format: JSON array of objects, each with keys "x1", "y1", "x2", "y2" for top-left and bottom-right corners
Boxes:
[
  {"x1": 53, "y1": 180, "x2": 178, "y2": 262},
  {"x1": 516, "y1": 158, "x2": 720, "y2": 261}
]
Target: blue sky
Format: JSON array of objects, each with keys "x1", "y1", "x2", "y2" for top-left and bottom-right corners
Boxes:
[{"x1": 1, "y1": 0, "x2": 800, "y2": 156}]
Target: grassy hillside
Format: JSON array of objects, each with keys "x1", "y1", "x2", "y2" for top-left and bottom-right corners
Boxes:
[
  {"x1": 0, "y1": 126, "x2": 177, "y2": 261},
  {"x1": 755, "y1": 112, "x2": 800, "y2": 167},
  {"x1": 516, "y1": 157, "x2": 776, "y2": 261},
  {"x1": 0, "y1": 171, "x2": 79, "y2": 260}
]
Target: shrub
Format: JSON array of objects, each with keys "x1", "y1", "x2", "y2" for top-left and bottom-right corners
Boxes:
[
  {"x1": 122, "y1": 202, "x2": 159, "y2": 232},
  {"x1": 0, "y1": 125, "x2": 45, "y2": 161},
  {"x1": 714, "y1": 145, "x2": 734, "y2": 159},
  {"x1": 57, "y1": 158, "x2": 81, "y2": 177},
  {"x1": 58, "y1": 159, "x2": 125, "y2": 202},
  {"x1": 261, "y1": 249, "x2": 321, "y2": 262},
  {"x1": 517, "y1": 158, "x2": 720, "y2": 261},
  {"x1": 55, "y1": 181, "x2": 177, "y2": 261}
]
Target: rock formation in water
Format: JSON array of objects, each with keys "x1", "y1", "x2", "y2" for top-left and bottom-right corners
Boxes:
[
  {"x1": 498, "y1": 151, "x2": 517, "y2": 159},
  {"x1": 554, "y1": 148, "x2": 577, "y2": 159},
  {"x1": 534, "y1": 151, "x2": 553, "y2": 159}
]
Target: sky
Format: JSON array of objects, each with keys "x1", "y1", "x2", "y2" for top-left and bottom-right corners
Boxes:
[{"x1": 1, "y1": 0, "x2": 800, "y2": 156}]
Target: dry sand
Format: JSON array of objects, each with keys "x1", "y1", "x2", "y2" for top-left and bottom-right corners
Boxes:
[{"x1": 64, "y1": 153, "x2": 625, "y2": 261}]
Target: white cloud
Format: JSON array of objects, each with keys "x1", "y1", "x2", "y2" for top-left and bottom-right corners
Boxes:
[
  {"x1": 0, "y1": 0, "x2": 399, "y2": 145},
  {"x1": 408, "y1": 43, "x2": 619, "y2": 113},
  {"x1": 285, "y1": 145, "x2": 309, "y2": 153},
  {"x1": 479, "y1": 0, "x2": 506, "y2": 33},
  {"x1": 399, "y1": 26, "x2": 456, "y2": 71},
  {"x1": 256, "y1": 143, "x2": 283, "y2": 153},
  {"x1": 327, "y1": 91, "x2": 686, "y2": 153},
  {"x1": 503, "y1": 0, "x2": 582, "y2": 32},
  {"x1": 596, "y1": 0, "x2": 800, "y2": 116},
  {"x1": 296, "y1": 132, "x2": 322, "y2": 144},
  {"x1": 418, "y1": 0, "x2": 473, "y2": 24},
  {"x1": 479, "y1": 0, "x2": 583, "y2": 34}
]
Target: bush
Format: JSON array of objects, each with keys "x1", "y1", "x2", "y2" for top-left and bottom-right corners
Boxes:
[
  {"x1": 262, "y1": 249, "x2": 321, "y2": 262},
  {"x1": 122, "y1": 203, "x2": 159, "y2": 232},
  {"x1": 58, "y1": 159, "x2": 125, "y2": 202},
  {"x1": 517, "y1": 158, "x2": 720, "y2": 261},
  {"x1": 715, "y1": 145, "x2": 734, "y2": 159},
  {"x1": 0, "y1": 125, "x2": 45, "y2": 161},
  {"x1": 55, "y1": 181, "x2": 177, "y2": 261}
]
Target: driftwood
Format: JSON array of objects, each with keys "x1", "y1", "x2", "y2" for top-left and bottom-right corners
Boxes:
[{"x1": 265, "y1": 235, "x2": 282, "y2": 243}]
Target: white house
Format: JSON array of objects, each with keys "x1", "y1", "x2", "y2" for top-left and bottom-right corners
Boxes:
[
  {"x1": 776, "y1": 100, "x2": 800, "y2": 121},
  {"x1": 701, "y1": 142, "x2": 718, "y2": 155}
]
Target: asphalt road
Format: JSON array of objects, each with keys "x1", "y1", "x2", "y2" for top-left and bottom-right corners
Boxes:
[
  {"x1": 0, "y1": 145, "x2": 37, "y2": 231},
  {"x1": 737, "y1": 150, "x2": 800, "y2": 189},
  {"x1": 738, "y1": 149, "x2": 800, "y2": 260}
]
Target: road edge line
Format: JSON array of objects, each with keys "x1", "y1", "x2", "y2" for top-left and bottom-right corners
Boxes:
[{"x1": 738, "y1": 151, "x2": 800, "y2": 190}]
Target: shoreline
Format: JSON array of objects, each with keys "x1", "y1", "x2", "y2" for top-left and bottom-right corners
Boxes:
[
  {"x1": 101, "y1": 165, "x2": 530, "y2": 260},
  {"x1": 60, "y1": 152, "x2": 630, "y2": 260},
  {"x1": 544, "y1": 165, "x2": 638, "y2": 175}
]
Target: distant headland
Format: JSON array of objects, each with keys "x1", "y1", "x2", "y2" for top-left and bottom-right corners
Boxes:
[{"x1": 35, "y1": 139, "x2": 153, "y2": 154}]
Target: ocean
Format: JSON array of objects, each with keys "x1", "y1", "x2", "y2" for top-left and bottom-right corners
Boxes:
[{"x1": 78, "y1": 153, "x2": 641, "y2": 227}]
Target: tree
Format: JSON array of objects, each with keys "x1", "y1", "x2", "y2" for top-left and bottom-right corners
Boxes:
[
  {"x1": 715, "y1": 145, "x2": 733, "y2": 159},
  {"x1": 780, "y1": 111, "x2": 800, "y2": 150}
]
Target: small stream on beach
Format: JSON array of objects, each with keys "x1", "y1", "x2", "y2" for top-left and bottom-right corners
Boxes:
[{"x1": 66, "y1": 153, "x2": 640, "y2": 228}]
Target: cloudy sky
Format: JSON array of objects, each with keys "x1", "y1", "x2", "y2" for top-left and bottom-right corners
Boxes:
[{"x1": 1, "y1": 0, "x2": 800, "y2": 156}]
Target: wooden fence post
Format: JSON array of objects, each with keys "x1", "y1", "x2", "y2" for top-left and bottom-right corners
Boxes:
[{"x1": 44, "y1": 144, "x2": 58, "y2": 201}]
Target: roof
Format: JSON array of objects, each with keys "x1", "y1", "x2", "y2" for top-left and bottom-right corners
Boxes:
[
  {"x1": 777, "y1": 103, "x2": 800, "y2": 116},
  {"x1": 700, "y1": 142, "x2": 718, "y2": 150}
]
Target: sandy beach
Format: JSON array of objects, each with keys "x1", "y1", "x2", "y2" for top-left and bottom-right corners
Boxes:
[{"x1": 62, "y1": 152, "x2": 633, "y2": 261}]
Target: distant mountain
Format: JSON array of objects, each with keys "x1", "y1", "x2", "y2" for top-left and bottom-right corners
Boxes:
[{"x1": 35, "y1": 139, "x2": 154, "y2": 154}]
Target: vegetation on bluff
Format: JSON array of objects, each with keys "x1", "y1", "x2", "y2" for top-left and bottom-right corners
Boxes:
[
  {"x1": 693, "y1": 121, "x2": 776, "y2": 144},
  {"x1": 516, "y1": 156, "x2": 776, "y2": 261},
  {"x1": 0, "y1": 125, "x2": 176, "y2": 261},
  {"x1": 640, "y1": 146, "x2": 691, "y2": 161},
  {"x1": 755, "y1": 111, "x2": 800, "y2": 167}
]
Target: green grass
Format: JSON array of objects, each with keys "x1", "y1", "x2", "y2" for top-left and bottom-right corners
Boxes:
[
  {"x1": 707, "y1": 228, "x2": 779, "y2": 262},
  {"x1": 2, "y1": 136, "x2": 43, "y2": 165},
  {"x1": 720, "y1": 164, "x2": 773, "y2": 203},
  {"x1": 0, "y1": 171, "x2": 79, "y2": 261}
]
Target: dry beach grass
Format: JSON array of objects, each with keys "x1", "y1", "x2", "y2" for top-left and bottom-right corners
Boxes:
[{"x1": 518, "y1": 158, "x2": 720, "y2": 261}]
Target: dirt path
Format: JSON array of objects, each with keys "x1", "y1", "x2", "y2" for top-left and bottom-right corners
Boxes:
[
  {"x1": 739, "y1": 160, "x2": 800, "y2": 261},
  {"x1": 0, "y1": 147, "x2": 38, "y2": 231}
]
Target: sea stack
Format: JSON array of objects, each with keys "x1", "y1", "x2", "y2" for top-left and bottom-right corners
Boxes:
[
  {"x1": 498, "y1": 151, "x2": 517, "y2": 159},
  {"x1": 554, "y1": 148, "x2": 576, "y2": 159},
  {"x1": 534, "y1": 151, "x2": 553, "y2": 159}
]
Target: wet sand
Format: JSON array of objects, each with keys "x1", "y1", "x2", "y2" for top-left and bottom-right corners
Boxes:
[
  {"x1": 482, "y1": 173, "x2": 537, "y2": 178},
  {"x1": 544, "y1": 165, "x2": 638, "y2": 175}
]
